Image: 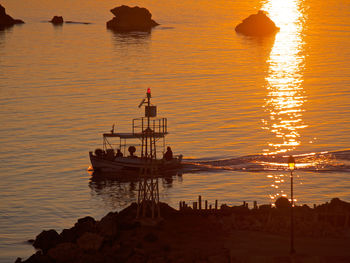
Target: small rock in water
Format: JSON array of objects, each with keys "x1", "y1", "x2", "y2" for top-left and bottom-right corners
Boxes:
[
  {"x1": 50, "y1": 16, "x2": 64, "y2": 24},
  {"x1": 106, "y1": 5, "x2": 159, "y2": 32},
  {"x1": 235, "y1": 10, "x2": 279, "y2": 36}
]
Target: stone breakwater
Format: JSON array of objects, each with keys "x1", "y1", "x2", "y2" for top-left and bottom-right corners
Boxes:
[{"x1": 16, "y1": 198, "x2": 350, "y2": 263}]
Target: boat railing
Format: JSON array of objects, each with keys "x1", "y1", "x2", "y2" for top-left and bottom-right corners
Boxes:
[{"x1": 132, "y1": 117, "x2": 168, "y2": 136}]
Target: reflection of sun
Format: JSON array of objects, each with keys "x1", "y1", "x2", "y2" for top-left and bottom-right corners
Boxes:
[
  {"x1": 261, "y1": 0, "x2": 307, "y2": 156},
  {"x1": 261, "y1": 0, "x2": 307, "y2": 204}
]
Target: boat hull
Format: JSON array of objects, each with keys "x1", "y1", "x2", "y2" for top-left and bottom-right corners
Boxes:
[{"x1": 89, "y1": 152, "x2": 182, "y2": 174}]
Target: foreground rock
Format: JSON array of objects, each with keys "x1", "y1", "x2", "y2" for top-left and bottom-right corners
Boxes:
[
  {"x1": 106, "y1": 5, "x2": 159, "y2": 32},
  {"x1": 16, "y1": 198, "x2": 350, "y2": 263},
  {"x1": 235, "y1": 10, "x2": 278, "y2": 36},
  {"x1": 0, "y1": 4, "x2": 24, "y2": 28}
]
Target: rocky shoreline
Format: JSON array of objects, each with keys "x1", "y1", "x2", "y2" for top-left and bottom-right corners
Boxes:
[{"x1": 16, "y1": 197, "x2": 350, "y2": 263}]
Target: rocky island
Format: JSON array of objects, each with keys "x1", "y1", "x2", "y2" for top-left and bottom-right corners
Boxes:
[
  {"x1": 235, "y1": 10, "x2": 279, "y2": 36},
  {"x1": 50, "y1": 16, "x2": 64, "y2": 25},
  {"x1": 106, "y1": 5, "x2": 159, "y2": 32},
  {"x1": 0, "y1": 4, "x2": 24, "y2": 28},
  {"x1": 16, "y1": 197, "x2": 350, "y2": 263}
]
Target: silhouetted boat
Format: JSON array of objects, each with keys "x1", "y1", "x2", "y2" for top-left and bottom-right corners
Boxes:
[{"x1": 89, "y1": 89, "x2": 182, "y2": 174}]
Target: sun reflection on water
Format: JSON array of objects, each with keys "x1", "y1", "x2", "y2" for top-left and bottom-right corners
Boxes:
[
  {"x1": 262, "y1": 0, "x2": 307, "y2": 156},
  {"x1": 261, "y1": 0, "x2": 307, "y2": 203}
]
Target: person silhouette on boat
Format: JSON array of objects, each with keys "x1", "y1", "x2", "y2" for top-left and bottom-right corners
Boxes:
[
  {"x1": 116, "y1": 149, "x2": 123, "y2": 158},
  {"x1": 163, "y1": 146, "x2": 173, "y2": 161},
  {"x1": 128, "y1": 146, "x2": 137, "y2": 158}
]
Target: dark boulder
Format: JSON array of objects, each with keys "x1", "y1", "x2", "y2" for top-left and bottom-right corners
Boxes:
[
  {"x1": 74, "y1": 216, "x2": 96, "y2": 237},
  {"x1": 50, "y1": 16, "x2": 64, "y2": 24},
  {"x1": 159, "y1": 202, "x2": 178, "y2": 218},
  {"x1": 77, "y1": 232, "x2": 104, "y2": 251},
  {"x1": 329, "y1": 198, "x2": 350, "y2": 211},
  {"x1": 33, "y1": 229, "x2": 61, "y2": 253},
  {"x1": 60, "y1": 228, "x2": 77, "y2": 243},
  {"x1": 21, "y1": 251, "x2": 52, "y2": 263},
  {"x1": 106, "y1": 5, "x2": 159, "y2": 32},
  {"x1": 235, "y1": 10, "x2": 279, "y2": 36},
  {"x1": 97, "y1": 211, "x2": 119, "y2": 238},
  {"x1": 275, "y1": 197, "x2": 290, "y2": 210},
  {"x1": 0, "y1": 4, "x2": 24, "y2": 28},
  {"x1": 47, "y1": 242, "x2": 82, "y2": 263}
]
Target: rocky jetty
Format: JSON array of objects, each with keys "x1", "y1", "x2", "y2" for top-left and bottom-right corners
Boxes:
[
  {"x1": 106, "y1": 5, "x2": 159, "y2": 32},
  {"x1": 0, "y1": 4, "x2": 24, "y2": 28},
  {"x1": 16, "y1": 198, "x2": 350, "y2": 263},
  {"x1": 235, "y1": 10, "x2": 279, "y2": 36}
]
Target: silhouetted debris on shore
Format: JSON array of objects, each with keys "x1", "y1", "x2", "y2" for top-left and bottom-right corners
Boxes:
[
  {"x1": 16, "y1": 198, "x2": 350, "y2": 263},
  {"x1": 235, "y1": 10, "x2": 279, "y2": 36},
  {"x1": 106, "y1": 5, "x2": 159, "y2": 32},
  {"x1": 0, "y1": 4, "x2": 24, "y2": 28}
]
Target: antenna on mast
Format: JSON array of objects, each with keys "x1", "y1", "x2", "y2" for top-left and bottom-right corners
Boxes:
[
  {"x1": 138, "y1": 98, "x2": 145, "y2": 108},
  {"x1": 137, "y1": 88, "x2": 152, "y2": 108}
]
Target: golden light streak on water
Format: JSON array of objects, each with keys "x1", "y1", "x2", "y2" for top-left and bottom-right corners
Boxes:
[
  {"x1": 262, "y1": 0, "x2": 307, "y2": 156},
  {"x1": 261, "y1": 0, "x2": 307, "y2": 203}
]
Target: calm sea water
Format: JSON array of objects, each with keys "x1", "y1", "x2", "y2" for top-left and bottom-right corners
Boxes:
[{"x1": 1, "y1": 0, "x2": 350, "y2": 261}]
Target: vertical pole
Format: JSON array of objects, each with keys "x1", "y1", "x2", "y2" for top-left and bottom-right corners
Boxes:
[
  {"x1": 290, "y1": 170, "x2": 295, "y2": 254},
  {"x1": 198, "y1": 195, "x2": 202, "y2": 210},
  {"x1": 142, "y1": 176, "x2": 147, "y2": 217},
  {"x1": 151, "y1": 176, "x2": 154, "y2": 219},
  {"x1": 136, "y1": 180, "x2": 141, "y2": 218},
  {"x1": 141, "y1": 119, "x2": 144, "y2": 157}
]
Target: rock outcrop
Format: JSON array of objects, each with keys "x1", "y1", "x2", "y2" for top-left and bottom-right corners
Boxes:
[
  {"x1": 106, "y1": 5, "x2": 159, "y2": 32},
  {"x1": 235, "y1": 10, "x2": 278, "y2": 36},
  {"x1": 50, "y1": 16, "x2": 64, "y2": 24},
  {"x1": 0, "y1": 4, "x2": 24, "y2": 28}
]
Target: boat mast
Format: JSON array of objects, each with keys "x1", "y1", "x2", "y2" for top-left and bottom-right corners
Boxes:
[
  {"x1": 137, "y1": 88, "x2": 160, "y2": 220},
  {"x1": 145, "y1": 88, "x2": 151, "y2": 158}
]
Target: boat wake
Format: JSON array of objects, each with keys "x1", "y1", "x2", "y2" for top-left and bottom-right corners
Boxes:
[{"x1": 182, "y1": 149, "x2": 350, "y2": 173}]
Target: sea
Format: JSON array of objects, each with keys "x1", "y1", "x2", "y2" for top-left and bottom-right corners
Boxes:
[{"x1": 1, "y1": 0, "x2": 350, "y2": 261}]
